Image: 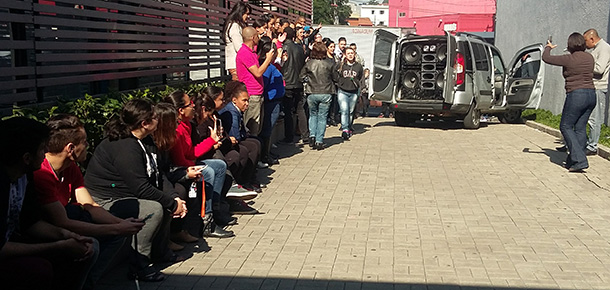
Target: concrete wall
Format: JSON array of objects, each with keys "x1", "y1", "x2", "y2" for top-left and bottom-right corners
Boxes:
[{"x1": 495, "y1": 0, "x2": 610, "y2": 121}]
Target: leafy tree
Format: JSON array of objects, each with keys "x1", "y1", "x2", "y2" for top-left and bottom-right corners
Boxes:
[
  {"x1": 366, "y1": 0, "x2": 379, "y2": 4},
  {"x1": 313, "y1": 0, "x2": 352, "y2": 25}
]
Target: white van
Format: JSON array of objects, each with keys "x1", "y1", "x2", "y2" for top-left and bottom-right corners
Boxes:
[{"x1": 371, "y1": 29, "x2": 545, "y2": 129}]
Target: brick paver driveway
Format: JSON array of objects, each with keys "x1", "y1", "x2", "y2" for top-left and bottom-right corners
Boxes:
[{"x1": 100, "y1": 118, "x2": 610, "y2": 290}]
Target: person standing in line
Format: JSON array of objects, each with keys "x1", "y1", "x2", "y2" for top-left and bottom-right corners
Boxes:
[
  {"x1": 323, "y1": 38, "x2": 340, "y2": 126},
  {"x1": 334, "y1": 37, "x2": 347, "y2": 61},
  {"x1": 222, "y1": 2, "x2": 251, "y2": 81},
  {"x1": 335, "y1": 47, "x2": 364, "y2": 141},
  {"x1": 350, "y1": 43, "x2": 365, "y2": 67},
  {"x1": 280, "y1": 27, "x2": 308, "y2": 144},
  {"x1": 543, "y1": 33, "x2": 596, "y2": 172},
  {"x1": 583, "y1": 28, "x2": 610, "y2": 155},
  {"x1": 257, "y1": 36, "x2": 284, "y2": 165},
  {"x1": 236, "y1": 27, "x2": 275, "y2": 137},
  {"x1": 300, "y1": 42, "x2": 337, "y2": 150}
]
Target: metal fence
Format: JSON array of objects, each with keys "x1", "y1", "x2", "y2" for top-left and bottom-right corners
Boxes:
[{"x1": 1, "y1": 0, "x2": 312, "y2": 106}]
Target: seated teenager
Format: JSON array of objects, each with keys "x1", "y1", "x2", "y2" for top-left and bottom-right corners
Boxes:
[
  {"x1": 0, "y1": 117, "x2": 97, "y2": 290},
  {"x1": 197, "y1": 86, "x2": 261, "y2": 215},
  {"x1": 218, "y1": 81, "x2": 265, "y2": 191},
  {"x1": 33, "y1": 114, "x2": 156, "y2": 285},
  {"x1": 84, "y1": 99, "x2": 187, "y2": 280},
  {"x1": 153, "y1": 101, "x2": 234, "y2": 239}
]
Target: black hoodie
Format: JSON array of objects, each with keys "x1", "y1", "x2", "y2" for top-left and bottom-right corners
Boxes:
[{"x1": 335, "y1": 61, "x2": 364, "y2": 93}]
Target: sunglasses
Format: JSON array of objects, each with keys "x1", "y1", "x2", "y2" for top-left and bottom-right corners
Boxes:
[{"x1": 179, "y1": 100, "x2": 194, "y2": 108}]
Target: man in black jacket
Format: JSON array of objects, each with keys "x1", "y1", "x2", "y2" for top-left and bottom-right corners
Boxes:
[{"x1": 281, "y1": 27, "x2": 309, "y2": 143}]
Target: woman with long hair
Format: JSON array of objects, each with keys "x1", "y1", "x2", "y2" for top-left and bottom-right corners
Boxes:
[
  {"x1": 152, "y1": 103, "x2": 203, "y2": 246},
  {"x1": 257, "y1": 36, "x2": 284, "y2": 164},
  {"x1": 85, "y1": 99, "x2": 188, "y2": 281},
  {"x1": 335, "y1": 47, "x2": 364, "y2": 141},
  {"x1": 324, "y1": 38, "x2": 340, "y2": 127},
  {"x1": 300, "y1": 42, "x2": 337, "y2": 150},
  {"x1": 543, "y1": 33, "x2": 596, "y2": 172},
  {"x1": 163, "y1": 91, "x2": 235, "y2": 238},
  {"x1": 222, "y1": 1, "x2": 251, "y2": 81}
]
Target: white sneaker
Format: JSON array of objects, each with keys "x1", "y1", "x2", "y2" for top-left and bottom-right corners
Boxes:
[
  {"x1": 257, "y1": 161, "x2": 269, "y2": 169},
  {"x1": 226, "y1": 184, "x2": 258, "y2": 200}
]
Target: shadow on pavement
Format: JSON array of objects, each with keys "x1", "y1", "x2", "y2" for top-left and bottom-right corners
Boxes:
[
  {"x1": 373, "y1": 119, "x2": 495, "y2": 130},
  {"x1": 97, "y1": 273, "x2": 564, "y2": 290},
  {"x1": 523, "y1": 147, "x2": 567, "y2": 169}
]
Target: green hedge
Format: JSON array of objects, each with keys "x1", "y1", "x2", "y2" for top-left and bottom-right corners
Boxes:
[
  {"x1": 522, "y1": 109, "x2": 610, "y2": 147},
  {"x1": 5, "y1": 81, "x2": 225, "y2": 156}
]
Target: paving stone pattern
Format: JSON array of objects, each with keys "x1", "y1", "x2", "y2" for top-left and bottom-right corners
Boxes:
[{"x1": 99, "y1": 119, "x2": 610, "y2": 290}]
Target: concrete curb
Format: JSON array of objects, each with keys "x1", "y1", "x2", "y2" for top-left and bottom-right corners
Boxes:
[{"x1": 524, "y1": 120, "x2": 610, "y2": 160}]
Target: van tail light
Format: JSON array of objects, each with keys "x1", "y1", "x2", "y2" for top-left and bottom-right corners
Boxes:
[{"x1": 454, "y1": 52, "x2": 465, "y2": 85}]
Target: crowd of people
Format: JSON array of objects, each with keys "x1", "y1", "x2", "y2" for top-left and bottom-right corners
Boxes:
[
  {"x1": 0, "y1": 2, "x2": 374, "y2": 289},
  {"x1": 223, "y1": 1, "x2": 370, "y2": 151}
]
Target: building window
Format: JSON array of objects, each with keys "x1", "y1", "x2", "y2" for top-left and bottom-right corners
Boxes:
[
  {"x1": 399, "y1": 12, "x2": 406, "y2": 17},
  {"x1": 379, "y1": 10, "x2": 384, "y2": 14},
  {"x1": 378, "y1": 21, "x2": 384, "y2": 25},
  {"x1": 371, "y1": 10, "x2": 375, "y2": 14}
]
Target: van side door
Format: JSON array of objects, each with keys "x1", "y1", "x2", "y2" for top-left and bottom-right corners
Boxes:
[
  {"x1": 504, "y1": 44, "x2": 545, "y2": 109},
  {"x1": 468, "y1": 41, "x2": 494, "y2": 109},
  {"x1": 489, "y1": 46, "x2": 506, "y2": 107},
  {"x1": 371, "y1": 29, "x2": 398, "y2": 102}
]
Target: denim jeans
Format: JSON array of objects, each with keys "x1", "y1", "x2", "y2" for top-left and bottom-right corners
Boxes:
[
  {"x1": 197, "y1": 159, "x2": 227, "y2": 214},
  {"x1": 560, "y1": 88, "x2": 596, "y2": 169},
  {"x1": 338, "y1": 89, "x2": 359, "y2": 131},
  {"x1": 307, "y1": 94, "x2": 331, "y2": 144},
  {"x1": 261, "y1": 99, "x2": 281, "y2": 138},
  {"x1": 587, "y1": 89, "x2": 607, "y2": 151}
]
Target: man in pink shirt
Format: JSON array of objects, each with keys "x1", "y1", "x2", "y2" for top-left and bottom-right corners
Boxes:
[{"x1": 235, "y1": 26, "x2": 274, "y2": 136}]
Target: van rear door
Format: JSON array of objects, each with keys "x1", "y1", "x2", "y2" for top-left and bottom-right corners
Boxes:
[
  {"x1": 371, "y1": 29, "x2": 398, "y2": 102},
  {"x1": 503, "y1": 44, "x2": 545, "y2": 109}
]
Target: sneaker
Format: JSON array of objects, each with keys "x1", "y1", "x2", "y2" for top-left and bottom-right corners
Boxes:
[
  {"x1": 226, "y1": 184, "x2": 258, "y2": 200},
  {"x1": 257, "y1": 161, "x2": 269, "y2": 168},
  {"x1": 308, "y1": 136, "x2": 315, "y2": 148},
  {"x1": 242, "y1": 183, "x2": 263, "y2": 193},
  {"x1": 341, "y1": 131, "x2": 350, "y2": 141},
  {"x1": 378, "y1": 113, "x2": 384, "y2": 118},
  {"x1": 586, "y1": 149, "x2": 597, "y2": 156},
  {"x1": 314, "y1": 143, "x2": 325, "y2": 150},
  {"x1": 229, "y1": 200, "x2": 259, "y2": 215}
]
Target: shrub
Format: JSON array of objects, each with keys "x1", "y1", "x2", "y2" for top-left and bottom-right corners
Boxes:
[{"x1": 4, "y1": 81, "x2": 226, "y2": 162}]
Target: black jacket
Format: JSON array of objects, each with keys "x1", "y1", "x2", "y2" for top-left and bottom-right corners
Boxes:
[
  {"x1": 300, "y1": 59, "x2": 337, "y2": 94},
  {"x1": 281, "y1": 39, "x2": 305, "y2": 89},
  {"x1": 84, "y1": 135, "x2": 178, "y2": 212}
]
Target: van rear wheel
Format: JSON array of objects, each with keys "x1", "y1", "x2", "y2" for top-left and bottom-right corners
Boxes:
[
  {"x1": 463, "y1": 102, "x2": 481, "y2": 129},
  {"x1": 394, "y1": 112, "x2": 417, "y2": 127},
  {"x1": 499, "y1": 109, "x2": 523, "y2": 124}
]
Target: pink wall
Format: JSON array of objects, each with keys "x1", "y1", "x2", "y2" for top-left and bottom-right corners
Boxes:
[{"x1": 389, "y1": 0, "x2": 495, "y2": 35}]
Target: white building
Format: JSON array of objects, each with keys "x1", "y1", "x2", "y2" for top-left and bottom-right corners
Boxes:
[
  {"x1": 347, "y1": 2, "x2": 361, "y2": 18},
  {"x1": 360, "y1": 4, "x2": 389, "y2": 26}
]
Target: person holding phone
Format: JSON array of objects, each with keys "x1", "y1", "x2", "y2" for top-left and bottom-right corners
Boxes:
[
  {"x1": 258, "y1": 35, "x2": 284, "y2": 165},
  {"x1": 162, "y1": 92, "x2": 235, "y2": 238},
  {"x1": 543, "y1": 32, "x2": 596, "y2": 172},
  {"x1": 193, "y1": 86, "x2": 260, "y2": 216}
]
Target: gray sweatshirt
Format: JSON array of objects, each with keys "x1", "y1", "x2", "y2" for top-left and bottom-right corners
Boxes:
[{"x1": 589, "y1": 38, "x2": 610, "y2": 90}]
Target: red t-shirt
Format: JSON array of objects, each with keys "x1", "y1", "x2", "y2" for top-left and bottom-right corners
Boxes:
[
  {"x1": 236, "y1": 43, "x2": 264, "y2": 95},
  {"x1": 34, "y1": 158, "x2": 85, "y2": 206}
]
